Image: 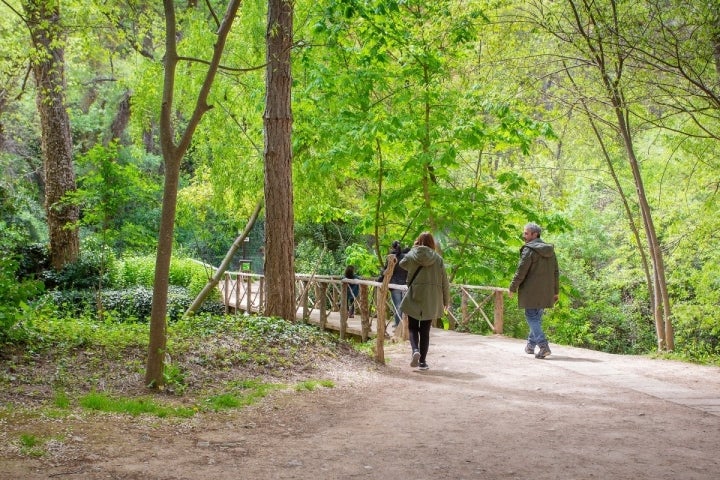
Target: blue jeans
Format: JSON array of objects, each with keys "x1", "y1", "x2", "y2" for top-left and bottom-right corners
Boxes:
[
  {"x1": 390, "y1": 289, "x2": 403, "y2": 327},
  {"x1": 525, "y1": 308, "x2": 548, "y2": 347}
]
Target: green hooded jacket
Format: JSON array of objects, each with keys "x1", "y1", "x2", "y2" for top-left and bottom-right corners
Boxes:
[
  {"x1": 399, "y1": 245, "x2": 450, "y2": 321},
  {"x1": 509, "y1": 238, "x2": 559, "y2": 309}
]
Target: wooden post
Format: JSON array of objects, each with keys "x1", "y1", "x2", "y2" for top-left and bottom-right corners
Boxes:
[
  {"x1": 319, "y1": 282, "x2": 327, "y2": 330},
  {"x1": 301, "y1": 280, "x2": 310, "y2": 321},
  {"x1": 461, "y1": 290, "x2": 468, "y2": 328},
  {"x1": 245, "y1": 275, "x2": 252, "y2": 313},
  {"x1": 340, "y1": 283, "x2": 348, "y2": 340},
  {"x1": 493, "y1": 289, "x2": 504, "y2": 334},
  {"x1": 223, "y1": 274, "x2": 230, "y2": 314},
  {"x1": 259, "y1": 277, "x2": 265, "y2": 315},
  {"x1": 235, "y1": 274, "x2": 241, "y2": 312},
  {"x1": 360, "y1": 284, "x2": 370, "y2": 342},
  {"x1": 375, "y1": 255, "x2": 397, "y2": 363}
]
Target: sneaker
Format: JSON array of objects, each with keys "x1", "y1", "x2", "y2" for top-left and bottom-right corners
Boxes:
[
  {"x1": 410, "y1": 350, "x2": 420, "y2": 367},
  {"x1": 525, "y1": 344, "x2": 535, "y2": 355},
  {"x1": 535, "y1": 345, "x2": 552, "y2": 359},
  {"x1": 418, "y1": 362, "x2": 429, "y2": 370}
]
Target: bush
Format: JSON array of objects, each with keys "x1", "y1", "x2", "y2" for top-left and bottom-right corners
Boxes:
[
  {"x1": 113, "y1": 255, "x2": 216, "y2": 299},
  {"x1": 49, "y1": 286, "x2": 225, "y2": 322},
  {"x1": 0, "y1": 256, "x2": 44, "y2": 345},
  {"x1": 41, "y1": 247, "x2": 117, "y2": 290}
]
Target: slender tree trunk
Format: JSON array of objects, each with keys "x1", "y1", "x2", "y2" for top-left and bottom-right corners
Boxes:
[
  {"x1": 614, "y1": 105, "x2": 673, "y2": 350},
  {"x1": 25, "y1": 0, "x2": 79, "y2": 270},
  {"x1": 145, "y1": 0, "x2": 242, "y2": 388},
  {"x1": 185, "y1": 200, "x2": 263, "y2": 316},
  {"x1": 263, "y1": 0, "x2": 295, "y2": 320}
]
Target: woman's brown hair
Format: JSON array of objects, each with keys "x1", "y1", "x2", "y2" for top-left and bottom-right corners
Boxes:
[{"x1": 414, "y1": 231, "x2": 436, "y2": 250}]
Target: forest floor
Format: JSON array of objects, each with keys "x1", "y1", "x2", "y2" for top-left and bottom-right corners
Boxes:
[{"x1": 2, "y1": 328, "x2": 720, "y2": 480}]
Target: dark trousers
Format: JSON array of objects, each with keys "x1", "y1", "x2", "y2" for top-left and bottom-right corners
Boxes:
[{"x1": 408, "y1": 316, "x2": 432, "y2": 362}]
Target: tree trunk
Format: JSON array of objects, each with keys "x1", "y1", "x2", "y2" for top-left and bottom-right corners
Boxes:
[
  {"x1": 25, "y1": 0, "x2": 79, "y2": 270},
  {"x1": 263, "y1": 0, "x2": 295, "y2": 320},
  {"x1": 145, "y1": 0, "x2": 242, "y2": 389}
]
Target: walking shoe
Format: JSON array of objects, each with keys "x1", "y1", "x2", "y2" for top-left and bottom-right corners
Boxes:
[
  {"x1": 418, "y1": 362, "x2": 429, "y2": 370},
  {"x1": 535, "y1": 345, "x2": 552, "y2": 359},
  {"x1": 410, "y1": 350, "x2": 420, "y2": 367},
  {"x1": 525, "y1": 344, "x2": 535, "y2": 355}
]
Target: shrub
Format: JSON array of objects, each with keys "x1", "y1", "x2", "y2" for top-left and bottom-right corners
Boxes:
[
  {"x1": 113, "y1": 255, "x2": 216, "y2": 299},
  {"x1": 0, "y1": 256, "x2": 44, "y2": 345},
  {"x1": 41, "y1": 247, "x2": 117, "y2": 291},
  {"x1": 49, "y1": 286, "x2": 225, "y2": 322}
]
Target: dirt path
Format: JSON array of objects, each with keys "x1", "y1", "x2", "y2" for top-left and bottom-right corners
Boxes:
[{"x1": 3, "y1": 330, "x2": 720, "y2": 480}]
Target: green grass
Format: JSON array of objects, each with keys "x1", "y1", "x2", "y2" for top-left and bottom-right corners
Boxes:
[
  {"x1": 295, "y1": 379, "x2": 335, "y2": 392},
  {"x1": 79, "y1": 392, "x2": 195, "y2": 418},
  {"x1": 18, "y1": 433, "x2": 47, "y2": 457},
  {"x1": 204, "y1": 379, "x2": 287, "y2": 412}
]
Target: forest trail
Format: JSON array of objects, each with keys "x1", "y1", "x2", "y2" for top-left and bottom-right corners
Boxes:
[{"x1": 3, "y1": 330, "x2": 720, "y2": 479}]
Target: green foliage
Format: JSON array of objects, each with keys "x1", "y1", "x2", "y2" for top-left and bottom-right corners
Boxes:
[
  {"x1": 69, "y1": 143, "x2": 162, "y2": 255},
  {"x1": 343, "y1": 243, "x2": 377, "y2": 279},
  {"x1": 16, "y1": 308, "x2": 148, "y2": 354},
  {"x1": 671, "y1": 303, "x2": 720, "y2": 364},
  {"x1": 113, "y1": 255, "x2": 217, "y2": 298},
  {"x1": 41, "y1": 242, "x2": 118, "y2": 290},
  {"x1": 0, "y1": 257, "x2": 44, "y2": 345},
  {"x1": 49, "y1": 285, "x2": 224, "y2": 323}
]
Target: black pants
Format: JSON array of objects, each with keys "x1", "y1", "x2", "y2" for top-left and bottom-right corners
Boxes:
[{"x1": 408, "y1": 316, "x2": 432, "y2": 362}]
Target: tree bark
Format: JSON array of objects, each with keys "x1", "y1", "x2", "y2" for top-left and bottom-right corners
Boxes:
[
  {"x1": 263, "y1": 0, "x2": 295, "y2": 320},
  {"x1": 25, "y1": 0, "x2": 79, "y2": 270}
]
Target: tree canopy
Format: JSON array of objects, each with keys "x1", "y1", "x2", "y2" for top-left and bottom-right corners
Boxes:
[{"x1": 1, "y1": 0, "x2": 719, "y2": 363}]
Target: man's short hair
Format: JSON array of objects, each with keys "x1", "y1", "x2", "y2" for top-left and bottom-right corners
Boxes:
[{"x1": 525, "y1": 222, "x2": 542, "y2": 237}]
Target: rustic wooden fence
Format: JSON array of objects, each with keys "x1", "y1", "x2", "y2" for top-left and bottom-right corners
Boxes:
[{"x1": 217, "y1": 269, "x2": 508, "y2": 363}]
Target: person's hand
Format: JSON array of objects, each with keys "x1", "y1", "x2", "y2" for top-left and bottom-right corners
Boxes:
[{"x1": 507, "y1": 290, "x2": 514, "y2": 298}]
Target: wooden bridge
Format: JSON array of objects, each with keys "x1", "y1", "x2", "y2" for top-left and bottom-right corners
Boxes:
[{"x1": 216, "y1": 269, "x2": 508, "y2": 362}]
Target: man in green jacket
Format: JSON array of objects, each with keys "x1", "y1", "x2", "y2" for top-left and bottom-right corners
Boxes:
[{"x1": 508, "y1": 222, "x2": 559, "y2": 359}]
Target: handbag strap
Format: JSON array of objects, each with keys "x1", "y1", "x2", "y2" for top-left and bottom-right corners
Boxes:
[{"x1": 407, "y1": 265, "x2": 423, "y2": 287}]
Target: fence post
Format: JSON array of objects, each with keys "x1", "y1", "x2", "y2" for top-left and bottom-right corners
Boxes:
[
  {"x1": 340, "y1": 283, "x2": 348, "y2": 340},
  {"x1": 235, "y1": 273, "x2": 241, "y2": 312},
  {"x1": 223, "y1": 274, "x2": 230, "y2": 314},
  {"x1": 319, "y1": 282, "x2": 327, "y2": 330},
  {"x1": 493, "y1": 290, "x2": 504, "y2": 334},
  {"x1": 301, "y1": 280, "x2": 310, "y2": 321},
  {"x1": 259, "y1": 277, "x2": 265, "y2": 315},
  {"x1": 360, "y1": 284, "x2": 370, "y2": 342},
  {"x1": 245, "y1": 275, "x2": 252, "y2": 312},
  {"x1": 461, "y1": 290, "x2": 468, "y2": 327}
]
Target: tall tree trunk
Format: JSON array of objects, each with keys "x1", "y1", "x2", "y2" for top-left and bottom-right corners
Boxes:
[
  {"x1": 145, "y1": 0, "x2": 242, "y2": 388},
  {"x1": 25, "y1": 0, "x2": 79, "y2": 270},
  {"x1": 263, "y1": 0, "x2": 295, "y2": 320}
]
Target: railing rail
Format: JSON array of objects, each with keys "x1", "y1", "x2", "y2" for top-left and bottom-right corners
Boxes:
[{"x1": 216, "y1": 270, "x2": 508, "y2": 341}]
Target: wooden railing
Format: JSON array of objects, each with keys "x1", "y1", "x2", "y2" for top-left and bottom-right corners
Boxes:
[{"x1": 218, "y1": 271, "x2": 508, "y2": 339}]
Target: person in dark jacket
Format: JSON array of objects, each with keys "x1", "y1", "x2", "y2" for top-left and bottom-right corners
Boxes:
[
  {"x1": 343, "y1": 265, "x2": 360, "y2": 318},
  {"x1": 399, "y1": 232, "x2": 450, "y2": 370},
  {"x1": 378, "y1": 240, "x2": 408, "y2": 328},
  {"x1": 508, "y1": 222, "x2": 559, "y2": 359}
]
